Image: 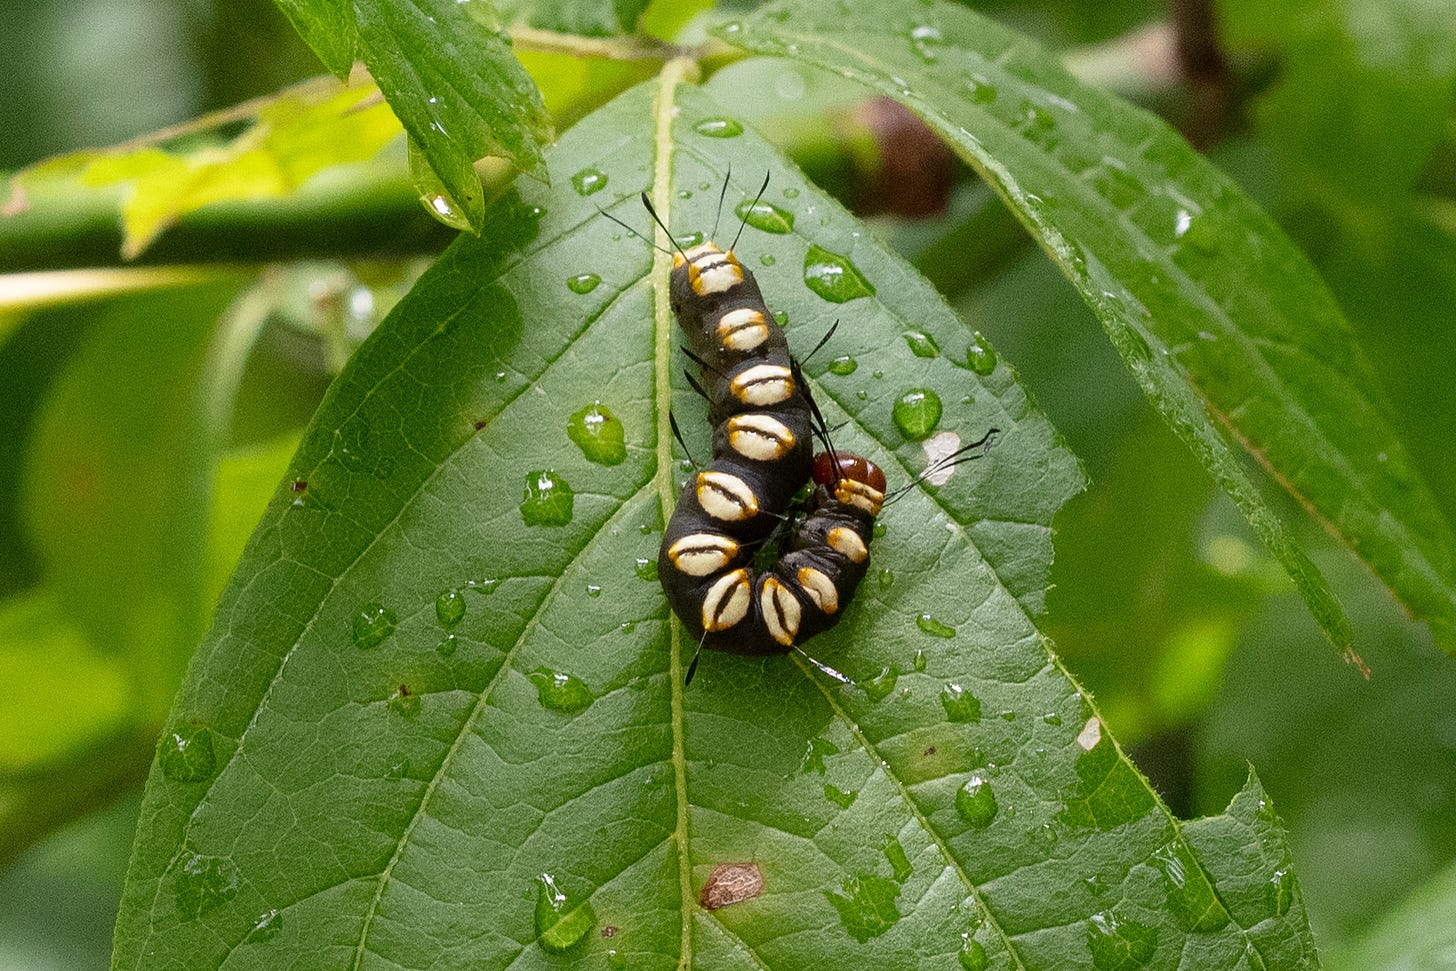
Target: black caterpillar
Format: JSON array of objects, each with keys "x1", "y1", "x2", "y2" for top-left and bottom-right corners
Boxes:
[{"x1": 626, "y1": 179, "x2": 997, "y2": 682}]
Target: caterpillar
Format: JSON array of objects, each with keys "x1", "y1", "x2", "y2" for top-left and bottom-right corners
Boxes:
[{"x1": 621, "y1": 178, "x2": 997, "y2": 682}]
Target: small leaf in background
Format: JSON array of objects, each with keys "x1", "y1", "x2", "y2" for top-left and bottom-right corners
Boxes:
[
  {"x1": 111, "y1": 74, "x2": 1318, "y2": 970},
  {"x1": 717, "y1": 0, "x2": 1456, "y2": 654},
  {"x1": 493, "y1": 0, "x2": 652, "y2": 38},
  {"x1": 353, "y1": 0, "x2": 553, "y2": 234},
  {"x1": 10, "y1": 81, "x2": 400, "y2": 259}
]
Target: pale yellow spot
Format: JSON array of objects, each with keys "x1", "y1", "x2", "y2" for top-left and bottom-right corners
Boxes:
[
  {"x1": 716, "y1": 308, "x2": 769, "y2": 352},
  {"x1": 729, "y1": 364, "x2": 794, "y2": 407},
  {"x1": 796, "y1": 567, "x2": 839, "y2": 614},
  {"x1": 691, "y1": 260, "x2": 744, "y2": 295},
  {"x1": 696, "y1": 470, "x2": 759, "y2": 521},
  {"x1": 827, "y1": 526, "x2": 868, "y2": 563},
  {"x1": 835, "y1": 479, "x2": 885, "y2": 516},
  {"x1": 727, "y1": 414, "x2": 795, "y2": 462},
  {"x1": 702, "y1": 569, "x2": 751, "y2": 631},
  {"x1": 760, "y1": 576, "x2": 802, "y2": 646},
  {"x1": 667, "y1": 534, "x2": 740, "y2": 577}
]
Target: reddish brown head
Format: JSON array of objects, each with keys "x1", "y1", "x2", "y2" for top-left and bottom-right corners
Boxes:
[{"x1": 813, "y1": 452, "x2": 887, "y2": 494}]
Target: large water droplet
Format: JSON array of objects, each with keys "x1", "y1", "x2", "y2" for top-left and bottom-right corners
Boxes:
[
  {"x1": 694, "y1": 117, "x2": 744, "y2": 138},
  {"x1": 634, "y1": 557, "x2": 659, "y2": 581},
  {"x1": 967, "y1": 332, "x2": 997, "y2": 375},
  {"x1": 174, "y1": 850, "x2": 241, "y2": 920},
  {"x1": 1152, "y1": 841, "x2": 1230, "y2": 932},
  {"x1": 959, "y1": 937, "x2": 989, "y2": 971},
  {"x1": 521, "y1": 470, "x2": 575, "y2": 526},
  {"x1": 160, "y1": 722, "x2": 217, "y2": 783},
  {"x1": 940, "y1": 683, "x2": 981, "y2": 722},
  {"x1": 1086, "y1": 910, "x2": 1158, "y2": 969},
  {"x1": 882, "y1": 835, "x2": 913, "y2": 882},
  {"x1": 535, "y1": 873, "x2": 596, "y2": 952},
  {"x1": 893, "y1": 389, "x2": 943, "y2": 440},
  {"x1": 571, "y1": 167, "x2": 608, "y2": 196},
  {"x1": 566, "y1": 273, "x2": 601, "y2": 294},
  {"x1": 916, "y1": 613, "x2": 956, "y2": 638},
  {"x1": 903, "y1": 331, "x2": 940, "y2": 358},
  {"x1": 408, "y1": 140, "x2": 474, "y2": 232},
  {"x1": 352, "y1": 604, "x2": 397, "y2": 650},
  {"x1": 863, "y1": 665, "x2": 899, "y2": 702},
  {"x1": 567, "y1": 403, "x2": 626, "y2": 466},
  {"x1": 803, "y1": 245, "x2": 876, "y2": 302},
  {"x1": 528, "y1": 668, "x2": 594, "y2": 713},
  {"x1": 825, "y1": 873, "x2": 902, "y2": 942},
  {"x1": 436, "y1": 633, "x2": 458, "y2": 657},
  {"x1": 828, "y1": 354, "x2": 858, "y2": 376},
  {"x1": 824, "y1": 784, "x2": 857, "y2": 809},
  {"x1": 956, "y1": 772, "x2": 998, "y2": 828},
  {"x1": 436, "y1": 588, "x2": 466, "y2": 627},
  {"x1": 735, "y1": 200, "x2": 794, "y2": 234},
  {"x1": 913, "y1": 649, "x2": 927, "y2": 672}
]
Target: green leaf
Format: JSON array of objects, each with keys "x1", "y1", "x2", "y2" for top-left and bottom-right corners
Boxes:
[
  {"x1": 272, "y1": 0, "x2": 358, "y2": 77},
  {"x1": 717, "y1": 0, "x2": 1456, "y2": 653},
  {"x1": 1327, "y1": 854, "x2": 1456, "y2": 971},
  {"x1": 494, "y1": 0, "x2": 652, "y2": 37},
  {"x1": 353, "y1": 0, "x2": 554, "y2": 234},
  {"x1": 112, "y1": 76, "x2": 1317, "y2": 969}
]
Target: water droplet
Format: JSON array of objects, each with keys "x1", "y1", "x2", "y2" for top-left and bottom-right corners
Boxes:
[
  {"x1": 756, "y1": 253, "x2": 775, "y2": 267},
  {"x1": 436, "y1": 633, "x2": 458, "y2": 657},
  {"x1": 909, "y1": 24, "x2": 943, "y2": 62},
  {"x1": 436, "y1": 589, "x2": 466, "y2": 627},
  {"x1": 876, "y1": 567, "x2": 895, "y2": 590},
  {"x1": 694, "y1": 117, "x2": 744, "y2": 138},
  {"x1": 824, "y1": 784, "x2": 857, "y2": 809},
  {"x1": 1086, "y1": 911, "x2": 1158, "y2": 969},
  {"x1": 174, "y1": 850, "x2": 241, "y2": 920},
  {"x1": 566, "y1": 403, "x2": 626, "y2": 466},
  {"x1": 828, "y1": 354, "x2": 858, "y2": 376},
  {"x1": 1267, "y1": 860, "x2": 1295, "y2": 917},
  {"x1": 249, "y1": 908, "x2": 282, "y2": 942},
  {"x1": 521, "y1": 470, "x2": 575, "y2": 526},
  {"x1": 634, "y1": 557, "x2": 659, "y2": 581},
  {"x1": 882, "y1": 835, "x2": 913, "y2": 882},
  {"x1": 940, "y1": 683, "x2": 981, "y2": 722},
  {"x1": 566, "y1": 272, "x2": 601, "y2": 295},
  {"x1": 863, "y1": 665, "x2": 899, "y2": 702},
  {"x1": 571, "y1": 167, "x2": 608, "y2": 196},
  {"x1": 772, "y1": 309, "x2": 789, "y2": 328},
  {"x1": 855, "y1": 389, "x2": 868, "y2": 401},
  {"x1": 872, "y1": 369, "x2": 884, "y2": 379},
  {"x1": 1043, "y1": 712, "x2": 1062, "y2": 726},
  {"x1": 872, "y1": 522, "x2": 887, "y2": 539},
  {"x1": 913, "y1": 649, "x2": 927, "y2": 672},
  {"x1": 352, "y1": 604, "x2": 397, "y2": 650},
  {"x1": 956, "y1": 773, "x2": 998, "y2": 828},
  {"x1": 535, "y1": 873, "x2": 596, "y2": 952},
  {"x1": 916, "y1": 613, "x2": 956, "y2": 638},
  {"x1": 800, "y1": 736, "x2": 839, "y2": 774},
  {"x1": 159, "y1": 723, "x2": 217, "y2": 783},
  {"x1": 680, "y1": 230, "x2": 705, "y2": 247},
  {"x1": 388, "y1": 684, "x2": 421, "y2": 717},
  {"x1": 999, "y1": 709, "x2": 1017, "y2": 722},
  {"x1": 528, "y1": 668, "x2": 593, "y2": 713},
  {"x1": 967, "y1": 332, "x2": 997, "y2": 375},
  {"x1": 783, "y1": 186, "x2": 800, "y2": 198},
  {"x1": 959, "y1": 937, "x2": 989, "y2": 971},
  {"x1": 963, "y1": 72, "x2": 996, "y2": 104},
  {"x1": 893, "y1": 389, "x2": 943, "y2": 440},
  {"x1": 825, "y1": 873, "x2": 902, "y2": 942},
  {"x1": 903, "y1": 331, "x2": 940, "y2": 358},
  {"x1": 1153, "y1": 841, "x2": 1230, "y2": 932},
  {"x1": 735, "y1": 200, "x2": 794, "y2": 234},
  {"x1": 678, "y1": 189, "x2": 693, "y2": 199},
  {"x1": 586, "y1": 583, "x2": 602, "y2": 598},
  {"x1": 803, "y1": 245, "x2": 876, "y2": 302}
]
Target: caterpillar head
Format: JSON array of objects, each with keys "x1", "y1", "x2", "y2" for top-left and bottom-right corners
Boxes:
[{"x1": 813, "y1": 452, "x2": 886, "y2": 517}]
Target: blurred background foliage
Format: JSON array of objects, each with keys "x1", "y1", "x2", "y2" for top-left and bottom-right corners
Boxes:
[{"x1": 2, "y1": 0, "x2": 1454, "y2": 967}]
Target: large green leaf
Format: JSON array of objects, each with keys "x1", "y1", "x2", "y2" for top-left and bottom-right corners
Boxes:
[
  {"x1": 716, "y1": 0, "x2": 1456, "y2": 655},
  {"x1": 113, "y1": 75, "x2": 1317, "y2": 969}
]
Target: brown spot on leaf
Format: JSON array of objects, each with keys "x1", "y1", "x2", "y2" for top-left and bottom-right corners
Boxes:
[
  {"x1": 924, "y1": 746, "x2": 937, "y2": 756},
  {"x1": 600, "y1": 926, "x2": 617, "y2": 938},
  {"x1": 699, "y1": 863, "x2": 764, "y2": 910},
  {"x1": 291, "y1": 480, "x2": 308, "y2": 493}
]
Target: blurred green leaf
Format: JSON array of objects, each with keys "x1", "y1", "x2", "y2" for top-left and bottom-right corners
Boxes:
[
  {"x1": 11, "y1": 81, "x2": 400, "y2": 259},
  {"x1": 352, "y1": 0, "x2": 553, "y2": 233},
  {"x1": 1327, "y1": 854, "x2": 1456, "y2": 971},
  {"x1": 272, "y1": 0, "x2": 358, "y2": 77},
  {"x1": 495, "y1": 0, "x2": 653, "y2": 37},
  {"x1": 112, "y1": 77, "x2": 1316, "y2": 969},
  {"x1": 719, "y1": 0, "x2": 1456, "y2": 657}
]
